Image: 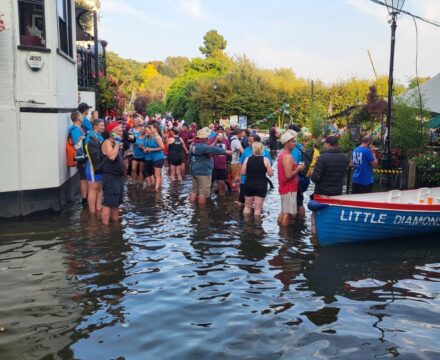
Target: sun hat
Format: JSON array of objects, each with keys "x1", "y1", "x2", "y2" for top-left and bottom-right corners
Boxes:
[
  {"x1": 281, "y1": 129, "x2": 297, "y2": 145},
  {"x1": 196, "y1": 128, "x2": 209, "y2": 139}
]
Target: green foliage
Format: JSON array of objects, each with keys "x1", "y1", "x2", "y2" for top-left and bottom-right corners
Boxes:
[
  {"x1": 158, "y1": 56, "x2": 190, "y2": 78},
  {"x1": 97, "y1": 78, "x2": 123, "y2": 115},
  {"x1": 199, "y1": 30, "x2": 227, "y2": 58},
  {"x1": 408, "y1": 76, "x2": 431, "y2": 90},
  {"x1": 412, "y1": 152, "x2": 440, "y2": 186},
  {"x1": 391, "y1": 96, "x2": 429, "y2": 159},
  {"x1": 309, "y1": 108, "x2": 326, "y2": 138},
  {"x1": 339, "y1": 131, "x2": 356, "y2": 154},
  {"x1": 146, "y1": 101, "x2": 165, "y2": 117},
  {"x1": 106, "y1": 52, "x2": 144, "y2": 97}
]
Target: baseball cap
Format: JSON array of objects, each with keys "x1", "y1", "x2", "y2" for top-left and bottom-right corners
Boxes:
[
  {"x1": 217, "y1": 126, "x2": 225, "y2": 132},
  {"x1": 78, "y1": 102, "x2": 91, "y2": 113},
  {"x1": 325, "y1": 136, "x2": 339, "y2": 146},
  {"x1": 280, "y1": 129, "x2": 297, "y2": 145}
]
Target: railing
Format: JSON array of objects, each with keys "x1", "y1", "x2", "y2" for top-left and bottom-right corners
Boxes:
[{"x1": 77, "y1": 47, "x2": 96, "y2": 90}]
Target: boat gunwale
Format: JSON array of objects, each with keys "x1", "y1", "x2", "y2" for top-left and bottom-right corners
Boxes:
[{"x1": 314, "y1": 195, "x2": 440, "y2": 212}]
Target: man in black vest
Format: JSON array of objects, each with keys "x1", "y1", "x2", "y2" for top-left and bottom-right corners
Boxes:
[{"x1": 311, "y1": 136, "x2": 349, "y2": 197}]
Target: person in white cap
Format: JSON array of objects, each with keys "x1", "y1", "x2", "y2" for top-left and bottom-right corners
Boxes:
[{"x1": 277, "y1": 130, "x2": 304, "y2": 226}]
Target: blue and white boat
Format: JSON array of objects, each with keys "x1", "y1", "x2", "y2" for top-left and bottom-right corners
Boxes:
[{"x1": 308, "y1": 188, "x2": 440, "y2": 245}]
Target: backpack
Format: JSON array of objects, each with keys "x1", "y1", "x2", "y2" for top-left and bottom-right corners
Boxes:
[
  {"x1": 85, "y1": 134, "x2": 107, "y2": 174},
  {"x1": 66, "y1": 128, "x2": 86, "y2": 167},
  {"x1": 66, "y1": 136, "x2": 76, "y2": 167}
]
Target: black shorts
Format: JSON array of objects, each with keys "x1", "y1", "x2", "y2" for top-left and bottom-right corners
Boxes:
[
  {"x1": 133, "y1": 157, "x2": 144, "y2": 163},
  {"x1": 168, "y1": 157, "x2": 183, "y2": 166},
  {"x1": 297, "y1": 185, "x2": 304, "y2": 207},
  {"x1": 143, "y1": 160, "x2": 154, "y2": 177},
  {"x1": 212, "y1": 168, "x2": 227, "y2": 181},
  {"x1": 102, "y1": 174, "x2": 124, "y2": 208},
  {"x1": 352, "y1": 183, "x2": 373, "y2": 194},
  {"x1": 77, "y1": 162, "x2": 87, "y2": 181},
  {"x1": 153, "y1": 159, "x2": 164, "y2": 168},
  {"x1": 244, "y1": 181, "x2": 267, "y2": 198}
]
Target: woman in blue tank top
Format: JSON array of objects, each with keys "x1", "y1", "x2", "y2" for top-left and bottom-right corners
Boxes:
[
  {"x1": 143, "y1": 126, "x2": 155, "y2": 187},
  {"x1": 146, "y1": 122, "x2": 165, "y2": 192},
  {"x1": 132, "y1": 125, "x2": 146, "y2": 183}
]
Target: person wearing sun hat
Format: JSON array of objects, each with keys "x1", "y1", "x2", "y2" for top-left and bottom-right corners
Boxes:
[
  {"x1": 277, "y1": 130, "x2": 305, "y2": 226},
  {"x1": 188, "y1": 128, "x2": 232, "y2": 205}
]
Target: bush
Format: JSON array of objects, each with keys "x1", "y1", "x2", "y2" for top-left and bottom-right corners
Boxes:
[
  {"x1": 412, "y1": 152, "x2": 440, "y2": 186},
  {"x1": 391, "y1": 97, "x2": 429, "y2": 159}
]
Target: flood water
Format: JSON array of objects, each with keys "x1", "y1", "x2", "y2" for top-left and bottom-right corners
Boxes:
[{"x1": 1, "y1": 159, "x2": 440, "y2": 359}]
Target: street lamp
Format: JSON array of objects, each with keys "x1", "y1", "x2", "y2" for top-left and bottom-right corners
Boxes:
[{"x1": 381, "y1": 0, "x2": 405, "y2": 189}]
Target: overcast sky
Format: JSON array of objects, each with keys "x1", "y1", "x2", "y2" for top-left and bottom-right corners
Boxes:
[{"x1": 100, "y1": 0, "x2": 440, "y2": 85}]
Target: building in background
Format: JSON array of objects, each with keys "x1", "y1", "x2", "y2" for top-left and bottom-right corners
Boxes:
[{"x1": 0, "y1": 0, "x2": 105, "y2": 218}]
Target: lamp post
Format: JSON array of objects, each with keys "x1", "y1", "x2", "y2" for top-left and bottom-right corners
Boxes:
[
  {"x1": 100, "y1": 40, "x2": 108, "y2": 77},
  {"x1": 212, "y1": 83, "x2": 218, "y2": 123},
  {"x1": 380, "y1": 0, "x2": 405, "y2": 189}
]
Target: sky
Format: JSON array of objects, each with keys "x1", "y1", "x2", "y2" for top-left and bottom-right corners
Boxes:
[{"x1": 100, "y1": 0, "x2": 440, "y2": 85}]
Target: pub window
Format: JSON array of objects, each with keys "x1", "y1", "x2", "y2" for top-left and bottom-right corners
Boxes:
[
  {"x1": 18, "y1": 0, "x2": 46, "y2": 48},
  {"x1": 57, "y1": 0, "x2": 73, "y2": 57}
]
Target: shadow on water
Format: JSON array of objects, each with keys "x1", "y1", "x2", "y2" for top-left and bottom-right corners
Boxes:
[{"x1": 0, "y1": 173, "x2": 439, "y2": 359}]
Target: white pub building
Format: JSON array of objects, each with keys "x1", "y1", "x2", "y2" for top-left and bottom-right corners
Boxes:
[{"x1": 0, "y1": 0, "x2": 103, "y2": 218}]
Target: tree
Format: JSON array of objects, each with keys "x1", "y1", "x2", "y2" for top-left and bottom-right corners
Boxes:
[
  {"x1": 408, "y1": 76, "x2": 431, "y2": 89},
  {"x1": 199, "y1": 30, "x2": 227, "y2": 58},
  {"x1": 159, "y1": 56, "x2": 190, "y2": 78}
]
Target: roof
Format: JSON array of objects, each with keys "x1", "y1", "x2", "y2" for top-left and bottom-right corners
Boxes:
[{"x1": 400, "y1": 72, "x2": 440, "y2": 115}]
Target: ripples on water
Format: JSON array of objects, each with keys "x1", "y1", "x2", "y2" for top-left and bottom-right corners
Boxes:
[{"x1": 0, "y1": 161, "x2": 440, "y2": 359}]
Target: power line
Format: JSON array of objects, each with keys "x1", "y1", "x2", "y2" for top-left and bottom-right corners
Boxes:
[{"x1": 370, "y1": 0, "x2": 440, "y2": 28}]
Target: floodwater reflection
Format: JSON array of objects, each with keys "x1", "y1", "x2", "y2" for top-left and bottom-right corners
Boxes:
[{"x1": 0, "y1": 173, "x2": 439, "y2": 359}]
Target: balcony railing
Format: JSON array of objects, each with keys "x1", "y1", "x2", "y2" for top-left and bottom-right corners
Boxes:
[{"x1": 77, "y1": 47, "x2": 96, "y2": 90}]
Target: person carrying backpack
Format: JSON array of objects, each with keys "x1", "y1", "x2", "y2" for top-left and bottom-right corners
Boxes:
[
  {"x1": 84, "y1": 119, "x2": 105, "y2": 216},
  {"x1": 68, "y1": 110, "x2": 88, "y2": 204}
]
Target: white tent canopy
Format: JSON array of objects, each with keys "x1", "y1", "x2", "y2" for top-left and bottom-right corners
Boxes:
[{"x1": 400, "y1": 73, "x2": 440, "y2": 114}]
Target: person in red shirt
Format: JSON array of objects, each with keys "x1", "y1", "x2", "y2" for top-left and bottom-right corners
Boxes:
[{"x1": 277, "y1": 130, "x2": 304, "y2": 226}]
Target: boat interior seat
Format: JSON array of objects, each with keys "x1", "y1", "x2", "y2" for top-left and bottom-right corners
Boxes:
[{"x1": 389, "y1": 190, "x2": 401, "y2": 203}]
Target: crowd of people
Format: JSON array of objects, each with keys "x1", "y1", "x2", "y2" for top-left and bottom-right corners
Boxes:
[{"x1": 68, "y1": 103, "x2": 379, "y2": 227}]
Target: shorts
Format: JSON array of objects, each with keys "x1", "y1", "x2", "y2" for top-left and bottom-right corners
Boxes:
[
  {"x1": 352, "y1": 183, "x2": 373, "y2": 194},
  {"x1": 153, "y1": 159, "x2": 165, "y2": 168},
  {"x1": 212, "y1": 168, "x2": 227, "y2": 181},
  {"x1": 102, "y1": 173, "x2": 124, "y2": 208},
  {"x1": 244, "y1": 181, "x2": 267, "y2": 198},
  {"x1": 238, "y1": 183, "x2": 245, "y2": 204},
  {"x1": 143, "y1": 160, "x2": 154, "y2": 177},
  {"x1": 191, "y1": 175, "x2": 211, "y2": 199},
  {"x1": 77, "y1": 162, "x2": 87, "y2": 181},
  {"x1": 132, "y1": 157, "x2": 144, "y2": 163},
  {"x1": 168, "y1": 157, "x2": 183, "y2": 166},
  {"x1": 85, "y1": 160, "x2": 102, "y2": 182},
  {"x1": 280, "y1": 192, "x2": 297, "y2": 215}
]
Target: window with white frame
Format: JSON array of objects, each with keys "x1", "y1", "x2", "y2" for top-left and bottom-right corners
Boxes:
[{"x1": 18, "y1": 0, "x2": 46, "y2": 48}]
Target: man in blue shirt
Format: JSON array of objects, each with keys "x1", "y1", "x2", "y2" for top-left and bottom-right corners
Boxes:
[
  {"x1": 69, "y1": 110, "x2": 87, "y2": 203},
  {"x1": 352, "y1": 135, "x2": 378, "y2": 194},
  {"x1": 78, "y1": 102, "x2": 92, "y2": 133}
]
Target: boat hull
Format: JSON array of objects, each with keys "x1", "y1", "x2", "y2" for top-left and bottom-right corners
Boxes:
[{"x1": 309, "y1": 201, "x2": 440, "y2": 245}]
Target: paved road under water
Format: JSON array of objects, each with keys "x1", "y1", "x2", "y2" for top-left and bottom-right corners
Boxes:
[{"x1": 1, "y1": 165, "x2": 440, "y2": 359}]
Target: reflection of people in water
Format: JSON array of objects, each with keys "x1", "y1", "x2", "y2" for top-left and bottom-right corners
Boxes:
[
  {"x1": 64, "y1": 211, "x2": 130, "y2": 331},
  {"x1": 269, "y1": 224, "x2": 315, "y2": 290}
]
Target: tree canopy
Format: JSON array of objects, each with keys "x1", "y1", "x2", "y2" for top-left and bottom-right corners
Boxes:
[
  {"x1": 105, "y1": 29, "x2": 418, "y2": 132},
  {"x1": 199, "y1": 29, "x2": 227, "y2": 58}
]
